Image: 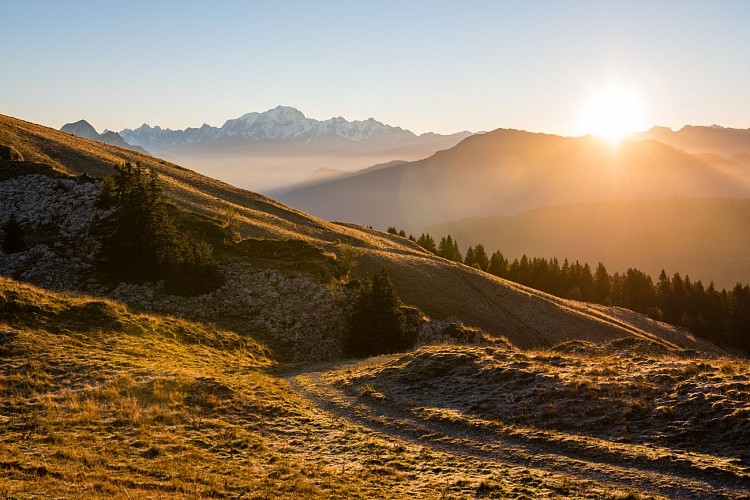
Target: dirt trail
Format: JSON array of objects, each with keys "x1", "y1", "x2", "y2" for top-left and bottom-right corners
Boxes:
[{"x1": 286, "y1": 357, "x2": 750, "y2": 499}]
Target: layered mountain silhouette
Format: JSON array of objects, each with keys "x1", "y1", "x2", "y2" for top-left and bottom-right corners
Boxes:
[
  {"x1": 60, "y1": 120, "x2": 149, "y2": 155},
  {"x1": 282, "y1": 129, "x2": 750, "y2": 233},
  {"x1": 632, "y1": 125, "x2": 750, "y2": 158}
]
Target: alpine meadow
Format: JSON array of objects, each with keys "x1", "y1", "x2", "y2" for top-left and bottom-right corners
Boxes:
[{"x1": 1, "y1": 2, "x2": 749, "y2": 498}]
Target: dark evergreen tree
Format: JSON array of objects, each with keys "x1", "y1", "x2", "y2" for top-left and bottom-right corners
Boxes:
[
  {"x1": 437, "y1": 235, "x2": 462, "y2": 262},
  {"x1": 579, "y1": 263, "x2": 595, "y2": 301},
  {"x1": 464, "y1": 246, "x2": 476, "y2": 267},
  {"x1": 488, "y1": 251, "x2": 508, "y2": 277},
  {"x1": 94, "y1": 163, "x2": 222, "y2": 295},
  {"x1": 728, "y1": 284, "x2": 750, "y2": 351},
  {"x1": 621, "y1": 268, "x2": 656, "y2": 313},
  {"x1": 386, "y1": 226, "x2": 398, "y2": 234},
  {"x1": 1, "y1": 212, "x2": 26, "y2": 254},
  {"x1": 344, "y1": 268, "x2": 413, "y2": 357},
  {"x1": 473, "y1": 244, "x2": 490, "y2": 271},
  {"x1": 416, "y1": 233, "x2": 437, "y2": 254},
  {"x1": 594, "y1": 262, "x2": 611, "y2": 304}
]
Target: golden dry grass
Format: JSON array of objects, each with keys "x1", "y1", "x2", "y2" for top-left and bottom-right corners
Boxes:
[
  {"x1": 325, "y1": 343, "x2": 749, "y2": 496},
  {"x1": 1, "y1": 276, "x2": 668, "y2": 498}
]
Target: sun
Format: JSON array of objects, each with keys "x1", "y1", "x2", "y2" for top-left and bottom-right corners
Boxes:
[{"x1": 580, "y1": 87, "x2": 645, "y2": 141}]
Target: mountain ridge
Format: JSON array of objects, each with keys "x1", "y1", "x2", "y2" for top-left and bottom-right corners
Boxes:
[
  {"x1": 60, "y1": 119, "x2": 149, "y2": 155},
  {"x1": 119, "y1": 105, "x2": 471, "y2": 153},
  {"x1": 632, "y1": 124, "x2": 750, "y2": 158},
  {"x1": 281, "y1": 127, "x2": 750, "y2": 232}
]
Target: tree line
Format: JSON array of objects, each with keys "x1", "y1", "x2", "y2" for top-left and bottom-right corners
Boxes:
[{"x1": 387, "y1": 227, "x2": 749, "y2": 352}]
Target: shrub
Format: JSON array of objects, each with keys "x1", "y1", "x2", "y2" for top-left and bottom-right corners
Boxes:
[
  {"x1": 646, "y1": 306, "x2": 664, "y2": 321},
  {"x1": 1, "y1": 212, "x2": 26, "y2": 254}
]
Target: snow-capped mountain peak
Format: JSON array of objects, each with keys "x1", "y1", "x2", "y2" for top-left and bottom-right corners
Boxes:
[{"x1": 119, "y1": 106, "x2": 442, "y2": 152}]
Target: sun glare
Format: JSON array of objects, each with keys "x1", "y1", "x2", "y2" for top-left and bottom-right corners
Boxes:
[{"x1": 580, "y1": 87, "x2": 645, "y2": 141}]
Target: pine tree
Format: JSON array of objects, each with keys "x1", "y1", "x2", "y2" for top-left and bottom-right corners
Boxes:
[
  {"x1": 594, "y1": 262, "x2": 612, "y2": 304},
  {"x1": 488, "y1": 251, "x2": 508, "y2": 277},
  {"x1": 464, "y1": 246, "x2": 476, "y2": 267}
]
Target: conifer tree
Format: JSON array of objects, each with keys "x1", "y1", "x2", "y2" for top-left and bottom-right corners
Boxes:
[
  {"x1": 464, "y1": 246, "x2": 476, "y2": 267},
  {"x1": 416, "y1": 233, "x2": 437, "y2": 254},
  {"x1": 488, "y1": 251, "x2": 508, "y2": 277},
  {"x1": 593, "y1": 262, "x2": 611, "y2": 304},
  {"x1": 95, "y1": 162, "x2": 222, "y2": 294},
  {"x1": 473, "y1": 244, "x2": 490, "y2": 271},
  {"x1": 345, "y1": 268, "x2": 413, "y2": 357}
]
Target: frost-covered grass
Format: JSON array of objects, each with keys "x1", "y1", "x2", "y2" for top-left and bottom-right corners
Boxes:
[{"x1": 330, "y1": 342, "x2": 750, "y2": 486}]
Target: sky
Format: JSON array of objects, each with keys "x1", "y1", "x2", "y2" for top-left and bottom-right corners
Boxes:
[{"x1": 2, "y1": 0, "x2": 749, "y2": 135}]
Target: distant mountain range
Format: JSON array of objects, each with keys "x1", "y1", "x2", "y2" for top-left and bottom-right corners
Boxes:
[
  {"x1": 60, "y1": 120, "x2": 149, "y2": 155},
  {"x1": 632, "y1": 125, "x2": 750, "y2": 158},
  {"x1": 118, "y1": 105, "x2": 472, "y2": 155}
]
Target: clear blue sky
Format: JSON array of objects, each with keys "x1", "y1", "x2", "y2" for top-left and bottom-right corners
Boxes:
[{"x1": 2, "y1": 0, "x2": 749, "y2": 135}]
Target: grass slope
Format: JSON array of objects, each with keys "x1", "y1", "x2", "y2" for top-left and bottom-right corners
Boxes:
[
  {"x1": 1, "y1": 276, "x2": 659, "y2": 498},
  {"x1": 0, "y1": 113, "x2": 725, "y2": 354}
]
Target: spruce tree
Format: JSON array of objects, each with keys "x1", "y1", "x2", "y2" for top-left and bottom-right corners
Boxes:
[
  {"x1": 489, "y1": 251, "x2": 508, "y2": 277},
  {"x1": 416, "y1": 233, "x2": 437, "y2": 254},
  {"x1": 473, "y1": 244, "x2": 489, "y2": 271},
  {"x1": 594, "y1": 262, "x2": 611, "y2": 304},
  {"x1": 464, "y1": 246, "x2": 476, "y2": 267},
  {"x1": 345, "y1": 268, "x2": 413, "y2": 357}
]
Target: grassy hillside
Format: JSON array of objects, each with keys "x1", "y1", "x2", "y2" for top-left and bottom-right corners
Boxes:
[
  {"x1": 428, "y1": 198, "x2": 750, "y2": 288},
  {"x1": 0, "y1": 113, "x2": 725, "y2": 354},
  {"x1": 1, "y1": 276, "x2": 661, "y2": 498}
]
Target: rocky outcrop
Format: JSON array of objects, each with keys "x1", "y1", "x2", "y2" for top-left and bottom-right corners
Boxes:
[
  {"x1": 0, "y1": 173, "x2": 101, "y2": 290},
  {"x1": 105, "y1": 263, "x2": 353, "y2": 361}
]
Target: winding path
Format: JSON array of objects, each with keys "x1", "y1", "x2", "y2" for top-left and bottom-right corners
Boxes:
[{"x1": 286, "y1": 357, "x2": 749, "y2": 499}]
